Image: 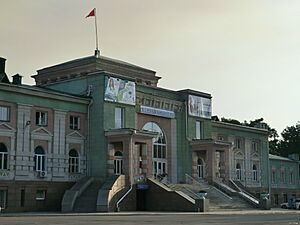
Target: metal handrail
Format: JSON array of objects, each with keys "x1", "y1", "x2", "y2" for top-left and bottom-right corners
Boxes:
[{"x1": 116, "y1": 185, "x2": 132, "y2": 212}]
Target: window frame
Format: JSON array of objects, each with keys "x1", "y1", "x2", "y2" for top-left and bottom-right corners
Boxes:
[
  {"x1": 0, "y1": 143, "x2": 8, "y2": 170},
  {"x1": 69, "y1": 149, "x2": 80, "y2": 173},
  {"x1": 35, "y1": 111, "x2": 48, "y2": 126},
  {"x1": 115, "y1": 107, "x2": 124, "y2": 129},
  {"x1": 36, "y1": 190, "x2": 46, "y2": 201},
  {"x1": 70, "y1": 115, "x2": 80, "y2": 130},
  {"x1": 0, "y1": 106, "x2": 10, "y2": 122},
  {"x1": 196, "y1": 121, "x2": 203, "y2": 139}
]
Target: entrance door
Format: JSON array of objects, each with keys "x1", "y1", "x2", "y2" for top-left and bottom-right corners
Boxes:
[
  {"x1": 136, "y1": 189, "x2": 146, "y2": 211},
  {"x1": 0, "y1": 190, "x2": 7, "y2": 209}
]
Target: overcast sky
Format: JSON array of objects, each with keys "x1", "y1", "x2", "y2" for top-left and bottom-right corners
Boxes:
[{"x1": 1, "y1": 0, "x2": 300, "y2": 134}]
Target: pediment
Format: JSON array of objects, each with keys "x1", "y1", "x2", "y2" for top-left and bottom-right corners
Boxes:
[
  {"x1": 235, "y1": 151, "x2": 244, "y2": 158},
  {"x1": 0, "y1": 122, "x2": 16, "y2": 132},
  {"x1": 67, "y1": 131, "x2": 85, "y2": 139},
  {"x1": 31, "y1": 127, "x2": 53, "y2": 136},
  {"x1": 251, "y1": 153, "x2": 259, "y2": 159}
]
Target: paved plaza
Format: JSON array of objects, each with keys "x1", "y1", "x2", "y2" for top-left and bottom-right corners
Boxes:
[{"x1": 0, "y1": 210, "x2": 299, "y2": 225}]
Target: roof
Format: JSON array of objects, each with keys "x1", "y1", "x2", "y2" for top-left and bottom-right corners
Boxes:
[
  {"x1": 34, "y1": 55, "x2": 156, "y2": 76},
  {"x1": 212, "y1": 121, "x2": 269, "y2": 135},
  {"x1": 269, "y1": 154, "x2": 298, "y2": 162},
  {"x1": 0, "y1": 82, "x2": 90, "y2": 104}
]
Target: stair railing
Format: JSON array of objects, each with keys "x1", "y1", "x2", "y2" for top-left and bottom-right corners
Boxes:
[{"x1": 116, "y1": 185, "x2": 133, "y2": 212}]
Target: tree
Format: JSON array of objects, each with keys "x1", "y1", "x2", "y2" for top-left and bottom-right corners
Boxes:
[{"x1": 276, "y1": 123, "x2": 300, "y2": 157}]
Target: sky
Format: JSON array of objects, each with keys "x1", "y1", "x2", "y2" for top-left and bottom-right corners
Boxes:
[{"x1": 1, "y1": 0, "x2": 300, "y2": 135}]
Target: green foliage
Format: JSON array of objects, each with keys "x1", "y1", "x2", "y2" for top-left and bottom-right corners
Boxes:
[{"x1": 276, "y1": 123, "x2": 300, "y2": 157}]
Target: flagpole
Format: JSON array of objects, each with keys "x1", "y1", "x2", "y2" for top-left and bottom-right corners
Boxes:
[
  {"x1": 94, "y1": 8, "x2": 99, "y2": 52},
  {"x1": 94, "y1": 8, "x2": 100, "y2": 57}
]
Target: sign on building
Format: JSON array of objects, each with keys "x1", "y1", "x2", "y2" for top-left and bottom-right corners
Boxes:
[
  {"x1": 104, "y1": 76, "x2": 136, "y2": 105},
  {"x1": 140, "y1": 105, "x2": 175, "y2": 118},
  {"x1": 188, "y1": 95, "x2": 212, "y2": 118}
]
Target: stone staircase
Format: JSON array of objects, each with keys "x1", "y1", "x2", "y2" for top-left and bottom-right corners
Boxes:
[
  {"x1": 170, "y1": 182, "x2": 252, "y2": 210},
  {"x1": 73, "y1": 180, "x2": 102, "y2": 212},
  {"x1": 166, "y1": 175, "x2": 257, "y2": 211}
]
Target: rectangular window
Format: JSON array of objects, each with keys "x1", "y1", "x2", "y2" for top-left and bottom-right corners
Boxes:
[
  {"x1": 115, "y1": 107, "x2": 124, "y2": 129},
  {"x1": 290, "y1": 172, "x2": 294, "y2": 184},
  {"x1": 0, "y1": 151, "x2": 8, "y2": 170},
  {"x1": 70, "y1": 116, "x2": 80, "y2": 130},
  {"x1": 196, "y1": 121, "x2": 203, "y2": 139},
  {"x1": 35, "y1": 154, "x2": 46, "y2": 172},
  {"x1": 36, "y1": 190, "x2": 46, "y2": 201},
  {"x1": 0, "y1": 106, "x2": 10, "y2": 121},
  {"x1": 271, "y1": 170, "x2": 276, "y2": 183},
  {"x1": 35, "y1": 111, "x2": 48, "y2": 126},
  {"x1": 252, "y1": 141, "x2": 258, "y2": 152},
  {"x1": 235, "y1": 138, "x2": 241, "y2": 149}
]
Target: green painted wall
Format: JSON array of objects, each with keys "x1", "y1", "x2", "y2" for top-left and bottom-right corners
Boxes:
[
  {"x1": 270, "y1": 158, "x2": 300, "y2": 189},
  {"x1": 46, "y1": 74, "x2": 107, "y2": 178},
  {"x1": 212, "y1": 124, "x2": 270, "y2": 188}
]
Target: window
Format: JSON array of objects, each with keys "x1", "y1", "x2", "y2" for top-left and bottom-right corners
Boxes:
[
  {"x1": 252, "y1": 141, "x2": 258, "y2": 152},
  {"x1": 252, "y1": 164, "x2": 258, "y2": 181},
  {"x1": 115, "y1": 107, "x2": 124, "y2": 129},
  {"x1": 197, "y1": 158, "x2": 204, "y2": 178},
  {"x1": 143, "y1": 122, "x2": 167, "y2": 176},
  {"x1": 36, "y1": 190, "x2": 46, "y2": 200},
  {"x1": 196, "y1": 121, "x2": 203, "y2": 139},
  {"x1": 70, "y1": 116, "x2": 80, "y2": 130},
  {"x1": 35, "y1": 111, "x2": 47, "y2": 126},
  {"x1": 0, "y1": 106, "x2": 10, "y2": 121},
  {"x1": 290, "y1": 172, "x2": 294, "y2": 184},
  {"x1": 281, "y1": 169, "x2": 286, "y2": 183},
  {"x1": 236, "y1": 163, "x2": 241, "y2": 180},
  {"x1": 34, "y1": 146, "x2": 46, "y2": 172},
  {"x1": 69, "y1": 149, "x2": 79, "y2": 173},
  {"x1": 0, "y1": 143, "x2": 8, "y2": 170},
  {"x1": 271, "y1": 170, "x2": 276, "y2": 183},
  {"x1": 114, "y1": 151, "x2": 123, "y2": 175},
  {"x1": 235, "y1": 138, "x2": 241, "y2": 149}
]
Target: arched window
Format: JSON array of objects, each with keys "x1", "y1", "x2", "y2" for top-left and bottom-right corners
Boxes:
[
  {"x1": 142, "y1": 122, "x2": 167, "y2": 177},
  {"x1": 236, "y1": 163, "x2": 241, "y2": 180},
  {"x1": 114, "y1": 151, "x2": 123, "y2": 175},
  {"x1": 252, "y1": 164, "x2": 258, "y2": 181},
  {"x1": 197, "y1": 158, "x2": 204, "y2": 178},
  {"x1": 69, "y1": 149, "x2": 79, "y2": 173},
  {"x1": 34, "y1": 146, "x2": 46, "y2": 172},
  {"x1": 0, "y1": 143, "x2": 8, "y2": 170}
]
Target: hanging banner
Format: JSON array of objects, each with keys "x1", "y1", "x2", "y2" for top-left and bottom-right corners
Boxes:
[
  {"x1": 188, "y1": 95, "x2": 212, "y2": 118},
  {"x1": 104, "y1": 76, "x2": 136, "y2": 105}
]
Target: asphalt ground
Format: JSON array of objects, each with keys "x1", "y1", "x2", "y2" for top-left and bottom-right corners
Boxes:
[{"x1": 0, "y1": 209, "x2": 300, "y2": 225}]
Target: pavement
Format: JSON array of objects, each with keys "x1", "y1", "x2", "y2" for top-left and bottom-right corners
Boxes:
[{"x1": 0, "y1": 208, "x2": 299, "y2": 217}]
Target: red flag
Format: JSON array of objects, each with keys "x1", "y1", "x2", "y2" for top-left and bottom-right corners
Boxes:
[{"x1": 86, "y1": 8, "x2": 95, "y2": 18}]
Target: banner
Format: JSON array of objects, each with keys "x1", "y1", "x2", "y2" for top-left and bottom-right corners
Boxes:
[
  {"x1": 188, "y1": 95, "x2": 212, "y2": 118},
  {"x1": 104, "y1": 77, "x2": 135, "y2": 105}
]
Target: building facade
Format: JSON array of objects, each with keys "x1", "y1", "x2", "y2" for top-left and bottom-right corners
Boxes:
[{"x1": 0, "y1": 55, "x2": 299, "y2": 211}]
